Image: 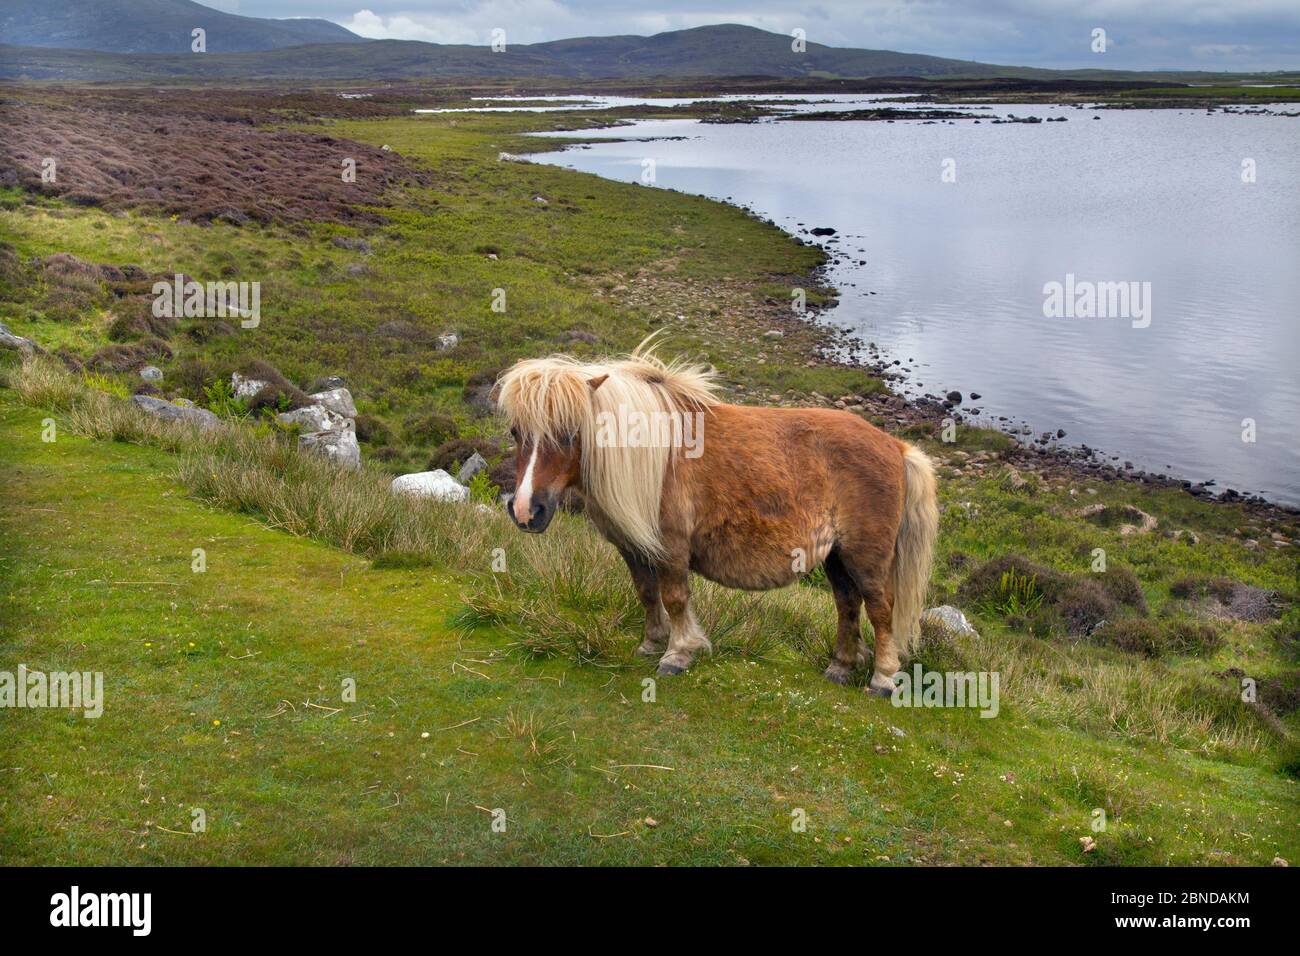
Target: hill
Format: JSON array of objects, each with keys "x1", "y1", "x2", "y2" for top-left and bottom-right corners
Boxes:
[
  {"x1": 0, "y1": 21, "x2": 1048, "y2": 81},
  {"x1": 0, "y1": 0, "x2": 362, "y2": 54}
]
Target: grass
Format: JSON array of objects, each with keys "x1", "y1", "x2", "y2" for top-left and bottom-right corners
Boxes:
[
  {"x1": 1, "y1": 357, "x2": 1297, "y2": 864},
  {"x1": 2, "y1": 101, "x2": 1298, "y2": 865},
  {"x1": 0, "y1": 106, "x2": 861, "y2": 477}
]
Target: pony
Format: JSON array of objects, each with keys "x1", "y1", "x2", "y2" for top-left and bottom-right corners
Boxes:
[{"x1": 495, "y1": 341, "x2": 939, "y2": 696}]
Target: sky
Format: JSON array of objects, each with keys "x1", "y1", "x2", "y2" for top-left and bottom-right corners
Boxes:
[{"x1": 203, "y1": 1, "x2": 1300, "y2": 72}]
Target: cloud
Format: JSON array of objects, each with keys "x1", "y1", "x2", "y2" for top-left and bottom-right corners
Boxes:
[
  {"x1": 340, "y1": 9, "x2": 445, "y2": 41},
  {"x1": 340, "y1": 1, "x2": 592, "y2": 45}
]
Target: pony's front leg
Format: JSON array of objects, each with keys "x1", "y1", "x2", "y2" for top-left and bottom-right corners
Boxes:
[
  {"x1": 616, "y1": 547, "x2": 670, "y2": 657},
  {"x1": 654, "y1": 563, "x2": 710, "y2": 676}
]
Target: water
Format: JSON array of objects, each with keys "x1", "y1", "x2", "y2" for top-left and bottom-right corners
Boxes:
[{"x1": 521, "y1": 96, "x2": 1300, "y2": 505}]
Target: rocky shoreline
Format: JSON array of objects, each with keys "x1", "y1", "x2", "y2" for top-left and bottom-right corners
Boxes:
[
  {"x1": 533, "y1": 114, "x2": 1297, "y2": 523},
  {"x1": 793, "y1": 287, "x2": 1300, "y2": 523}
]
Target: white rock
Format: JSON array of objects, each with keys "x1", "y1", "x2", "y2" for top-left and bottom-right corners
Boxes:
[
  {"x1": 140, "y1": 365, "x2": 163, "y2": 383},
  {"x1": 309, "y1": 387, "x2": 357, "y2": 419},
  {"x1": 436, "y1": 331, "x2": 460, "y2": 351},
  {"x1": 277, "y1": 404, "x2": 349, "y2": 432},
  {"x1": 390, "y1": 470, "x2": 468, "y2": 502},
  {"x1": 0, "y1": 321, "x2": 41, "y2": 355},
  {"x1": 456, "y1": 452, "x2": 489, "y2": 484},
  {"x1": 921, "y1": 605, "x2": 979, "y2": 639},
  {"x1": 231, "y1": 372, "x2": 269, "y2": 399},
  {"x1": 299, "y1": 428, "x2": 360, "y2": 469}
]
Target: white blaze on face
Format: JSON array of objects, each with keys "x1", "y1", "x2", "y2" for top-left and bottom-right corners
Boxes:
[{"x1": 513, "y1": 444, "x2": 540, "y2": 524}]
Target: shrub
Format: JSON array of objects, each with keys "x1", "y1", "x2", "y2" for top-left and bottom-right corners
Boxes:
[
  {"x1": 1093, "y1": 617, "x2": 1222, "y2": 658},
  {"x1": 1095, "y1": 566, "x2": 1148, "y2": 612},
  {"x1": 87, "y1": 339, "x2": 172, "y2": 372},
  {"x1": 354, "y1": 413, "x2": 393, "y2": 445},
  {"x1": 960, "y1": 554, "x2": 1134, "y2": 637},
  {"x1": 1170, "y1": 574, "x2": 1238, "y2": 604},
  {"x1": 405, "y1": 410, "x2": 459, "y2": 447},
  {"x1": 107, "y1": 298, "x2": 177, "y2": 341},
  {"x1": 1056, "y1": 581, "x2": 1116, "y2": 636}
]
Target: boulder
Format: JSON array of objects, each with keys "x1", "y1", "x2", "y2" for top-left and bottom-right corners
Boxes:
[
  {"x1": 436, "y1": 331, "x2": 460, "y2": 351},
  {"x1": 277, "y1": 404, "x2": 350, "y2": 432},
  {"x1": 139, "y1": 365, "x2": 163, "y2": 383},
  {"x1": 456, "y1": 452, "x2": 489, "y2": 484},
  {"x1": 299, "y1": 428, "x2": 360, "y2": 469},
  {"x1": 921, "y1": 605, "x2": 979, "y2": 640},
  {"x1": 0, "y1": 321, "x2": 41, "y2": 355},
  {"x1": 131, "y1": 394, "x2": 221, "y2": 429},
  {"x1": 309, "y1": 386, "x2": 357, "y2": 419},
  {"x1": 231, "y1": 372, "x2": 269, "y2": 399},
  {"x1": 391, "y1": 470, "x2": 468, "y2": 502}
]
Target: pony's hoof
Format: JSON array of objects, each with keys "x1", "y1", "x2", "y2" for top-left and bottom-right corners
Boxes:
[
  {"x1": 823, "y1": 664, "x2": 853, "y2": 686},
  {"x1": 656, "y1": 662, "x2": 686, "y2": 676},
  {"x1": 866, "y1": 672, "x2": 898, "y2": 698},
  {"x1": 636, "y1": 641, "x2": 667, "y2": 658}
]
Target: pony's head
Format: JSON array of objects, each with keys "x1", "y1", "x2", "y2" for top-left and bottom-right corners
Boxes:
[{"x1": 494, "y1": 340, "x2": 717, "y2": 554}]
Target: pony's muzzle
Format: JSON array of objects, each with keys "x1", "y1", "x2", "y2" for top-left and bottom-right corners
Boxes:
[{"x1": 504, "y1": 492, "x2": 556, "y2": 533}]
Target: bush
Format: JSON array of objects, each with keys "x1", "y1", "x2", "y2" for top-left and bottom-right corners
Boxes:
[
  {"x1": 87, "y1": 339, "x2": 172, "y2": 372},
  {"x1": 354, "y1": 413, "x2": 393, "y2": 445},
  {"x1": 404, "y1": 410, "x2": 459, "y2": 447},
  {"x1": 960, "y1": 554, "x2": 1141, "y2": 637},
  {"x1": 1093, "y1": 617, "x2": 1223, "y2": 658},
  {"x1": 1095, "y1": 567, "x2": 1148, "y2": 612},
  {"x1": 1056, "y1": 581, "x2": 1116, "y2": 636},
  {"x1": 1170, "y1": 575, "x2": 1238, "y2": 604},
  {"x1": 106, "y1": 298, "x2": 177, "y2": 342}
]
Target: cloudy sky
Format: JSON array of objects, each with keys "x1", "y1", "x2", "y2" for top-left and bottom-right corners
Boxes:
[{"x1": 205, "y1": 1, "x2": 1300, "y2": 71}]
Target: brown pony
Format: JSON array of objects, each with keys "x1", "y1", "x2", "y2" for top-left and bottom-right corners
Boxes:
[{"x1": 495, "y1": 341, "x2": 939, "y2": 695}]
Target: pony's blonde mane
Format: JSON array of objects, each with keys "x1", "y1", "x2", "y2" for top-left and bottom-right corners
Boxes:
[{"x1": 496, "y1": 338, "x2": 718, "y2": 558}]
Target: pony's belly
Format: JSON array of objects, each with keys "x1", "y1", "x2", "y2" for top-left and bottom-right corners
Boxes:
[{"x1": 690, "y1": 532, "x2": 832, "y2": 591}]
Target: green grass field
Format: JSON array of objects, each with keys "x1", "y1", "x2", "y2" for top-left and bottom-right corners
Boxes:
[
  {"x1": 1, "y1": 395, "x2": 1296, "y2": 865},
  {"x1": 1, "y1": 103, "x2": 1297, "y2": 865}
]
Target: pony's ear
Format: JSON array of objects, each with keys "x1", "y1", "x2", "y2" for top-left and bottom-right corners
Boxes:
[{"x1": 587, "y1": 374, "x2": 609, "y2": 392}]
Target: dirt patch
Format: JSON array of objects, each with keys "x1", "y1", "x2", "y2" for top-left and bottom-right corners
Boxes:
[
  {"x1": 1077, "y1": 502, "x2": 1158, "y2": 535},
  {"x1": 0, "y1": 101, "x2": 419, "y2": 226}
]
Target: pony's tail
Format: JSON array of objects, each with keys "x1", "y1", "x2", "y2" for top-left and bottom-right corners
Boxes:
[{"x1": 891, "y1": 444, "x2": 939, "y2": 657}]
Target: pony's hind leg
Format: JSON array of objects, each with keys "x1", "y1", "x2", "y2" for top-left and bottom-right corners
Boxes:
[
  {"x1": 861, "y1": 578, "x2": 899, "y2": 698},
  {"x1": 654, "y1": 562, "x2": 710, "y2": 676},
  {"x1": 617, "y1": 547, "x2": 670, "y2": 657},
  {"x1": 822, "y1": 549, "x2": 867, "y2": 686}
]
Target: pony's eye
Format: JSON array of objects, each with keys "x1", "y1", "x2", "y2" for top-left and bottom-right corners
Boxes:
[{"x1": 509, "y1": 426, "x2": 520, "y2": 442}]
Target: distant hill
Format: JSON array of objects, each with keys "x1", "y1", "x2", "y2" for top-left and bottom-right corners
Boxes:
[
  {"x1": 0, "y1": 0, "x2": 363, "y2": 54},
  {"x1": 0, "y1": 23, "x2": 1049, "y2": 82},
  {"x1": 1, "y1": 16, "x2": 1290, "y2": 85},
  {"x1": 527, "y1": 24, "x2": 1024, "y2": 78}
]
